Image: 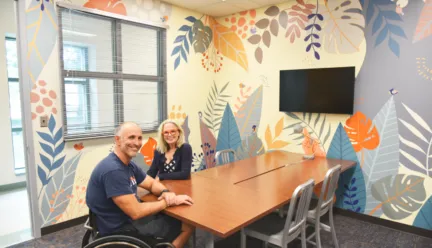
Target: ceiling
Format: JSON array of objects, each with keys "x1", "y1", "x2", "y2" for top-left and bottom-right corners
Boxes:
[{"x1": 161, "y1": 0, "x2": 286, "y2": 17}]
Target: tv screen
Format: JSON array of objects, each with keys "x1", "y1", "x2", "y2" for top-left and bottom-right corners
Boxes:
[{"x1": 279, "y1": 67, "x2": 355, "y2": 114}]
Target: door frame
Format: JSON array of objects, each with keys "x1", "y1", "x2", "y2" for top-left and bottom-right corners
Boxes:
[{"x1": 15, "y1": 0, "x2": 42, "y2": 238}]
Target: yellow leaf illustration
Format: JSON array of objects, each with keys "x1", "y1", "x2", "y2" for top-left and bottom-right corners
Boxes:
[
  {"x1": 265, "y1": 125, "x2": 273, "y2": 149},
  {"x1": 269, "y1": 140, "x2": 290, "y2": 150},
  {"x1": 275, "y1": 117, "x2": 284, "y2": 138},
  {"x1": 209, "y1": 17, "x2": 248, "y2": 71}
]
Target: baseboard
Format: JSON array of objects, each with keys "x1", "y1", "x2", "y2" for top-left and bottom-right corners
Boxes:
[
  {"x1": 334, "y1": 207, "x2": 432, "y2": 239},
  {"x1": 41, "y1": 215, "x2": 88, "y2": 236},
  {"x1": 0, "y1": 181, "x2": 26, "y2": 192}
]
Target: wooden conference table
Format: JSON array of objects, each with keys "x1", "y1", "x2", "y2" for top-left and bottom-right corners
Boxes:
[{"x1": 142, "y1": 151, "x2": 356, "y2": 248}]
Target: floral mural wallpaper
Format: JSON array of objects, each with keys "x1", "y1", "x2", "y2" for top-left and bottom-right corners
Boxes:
[{"x1": 22, "y1": 0, "x2": 431, "y2": 233}]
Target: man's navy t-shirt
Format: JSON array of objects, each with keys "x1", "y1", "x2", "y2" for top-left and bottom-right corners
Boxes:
[{"x1": 86, "y1": 152, "x2": 146, "y2": 235}]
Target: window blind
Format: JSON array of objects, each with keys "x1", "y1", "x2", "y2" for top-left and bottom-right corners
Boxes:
[{"x1": 58, "y1": 6, "x2": 167, "y2": 140}]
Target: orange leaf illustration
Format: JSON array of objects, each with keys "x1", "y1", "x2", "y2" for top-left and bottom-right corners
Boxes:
[
  {"x1": 413, "y1": 1, "x2": 432, "y2": 43},
  {"x1": 140, "y1": 137, "x2": 157, "y2": 165},
  {"x1": 344, "y1": 112, "x2": 380, "y2": 152},
  {"x1": 209, "y1": 17, "x2": 248, "y2": 71},
  {"x1": 83, "y1": 0, "x2": 127, "y2": 16},
  {"x1": 74, "y1": 142, "x2": 84, "y2": 151},
  {"x1": 301, "y1": 128, "x2": 326, "y2": 157}
]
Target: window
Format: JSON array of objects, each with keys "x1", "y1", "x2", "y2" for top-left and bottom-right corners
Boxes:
[
  {"x1": 63, "y1": 45, "x2": 90, "y2": 128},
  {"x1": 59, "y1": 6, "x2": 167, "y2": 140},
  {"x1": 5, "y1": 37, "x2": 25, "y2": 174}
]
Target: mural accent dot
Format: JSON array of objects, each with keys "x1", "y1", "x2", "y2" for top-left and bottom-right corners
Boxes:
[
  {"x1": 36, "y1": 106, "x2": 44, "y2": 113},
  {"x1": 43, "y1": 98, "x2": 53, "y2": 107}
]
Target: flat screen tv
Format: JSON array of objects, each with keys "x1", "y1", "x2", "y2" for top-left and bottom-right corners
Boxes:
[{"x1": 279, "y1": 67, "x2": 355, "y2": 114}]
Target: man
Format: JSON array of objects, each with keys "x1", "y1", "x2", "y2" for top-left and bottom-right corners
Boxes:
[{"x1": 86, "y1": 122, "x2": 194, "y2": 248}]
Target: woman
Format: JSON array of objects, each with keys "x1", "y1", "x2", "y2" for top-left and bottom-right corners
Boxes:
[{"x1": 147, "y1": 119, "x2": 192, "y2": 180}]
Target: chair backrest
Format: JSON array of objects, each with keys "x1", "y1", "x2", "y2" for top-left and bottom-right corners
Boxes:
[
  {"x1": 315, "y1": 164, "x2": 342, "y2": 218},
  {"x1": 84, "y1": 210, "x2": 99, "y2": 236},
  {"x1": 215, "y1": 149, "x2": 236, "y2": 165},
  {"x1": 283, "y1": 179, "x2": 315, "y2": 243}
]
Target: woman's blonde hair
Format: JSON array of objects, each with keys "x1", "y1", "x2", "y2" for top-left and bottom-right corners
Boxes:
[{"x1": 156, "y1": 119, "x2": 185, "y2": 153}]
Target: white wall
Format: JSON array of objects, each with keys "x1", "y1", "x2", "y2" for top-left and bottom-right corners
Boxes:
[{"x1": 0, "y1": 0, "x2": 26, "y2": 186}]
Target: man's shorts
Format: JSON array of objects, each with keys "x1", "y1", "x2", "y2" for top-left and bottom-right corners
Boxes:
[{"x1": 131, "y1": 213, "x2": 182, "y2": 242}]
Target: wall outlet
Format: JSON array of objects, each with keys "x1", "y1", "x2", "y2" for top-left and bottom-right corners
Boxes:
[{"x1": 40, "y1": 116, "x2": 48, "y2": 127}]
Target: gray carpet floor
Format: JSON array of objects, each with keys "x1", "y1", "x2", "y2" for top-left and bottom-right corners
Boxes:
[{"x1": 8, "y1": 213, "x2": 432, "y2": 248}]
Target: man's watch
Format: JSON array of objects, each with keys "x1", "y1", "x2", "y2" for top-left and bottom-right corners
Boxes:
[{"x1": 159, "y1": 189, "x2": 170, "y2": 197}]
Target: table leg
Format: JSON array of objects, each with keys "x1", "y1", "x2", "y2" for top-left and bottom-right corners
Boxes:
[{"x1": 204, "y1": 231, "x2": 214, "y2": 248}]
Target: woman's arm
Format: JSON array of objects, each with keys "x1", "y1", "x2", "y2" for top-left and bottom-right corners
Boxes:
[
  {"x1": 158, "y1": 144, "x2": 192, "y2": 180},
  {"x1": 146, "y1": 150, "x2": 160, "y2": 178}
]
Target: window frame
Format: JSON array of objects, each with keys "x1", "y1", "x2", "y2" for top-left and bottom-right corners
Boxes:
[
  {"x1": 5, "y1": 36, "x2": 25, "y2": 172},
  {"x1": 57, "y1": 5, "x2": 167, "y2": 140}
]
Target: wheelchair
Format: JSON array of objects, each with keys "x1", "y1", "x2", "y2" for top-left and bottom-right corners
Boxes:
[{"x1": 81, "y1": 211, "x2": 175, "y2": 248}]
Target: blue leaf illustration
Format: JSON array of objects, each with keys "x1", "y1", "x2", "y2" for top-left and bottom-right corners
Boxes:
[
  {"x1": 174, "y1": 56, "x2": 181, "y2": 70},
  {"x1": 313, "y1": 42, "x2": 321, "y2": 48},
  {"x1": 366, "y1": 3, "x2": 375, "y2": 25},
  {"x1": 413, "y1": 196, "x2": 432, "y2": 230},
  {"x1": 308, "y1": 14, "x2": 316, "y2": 19},
  {"x1": 306, "y1": 43, "x2": 312, "y2": 52},
  {"x1": 304, "y1": 34, "x2": 312, "y2": 41},
  {"x1": 48, "y1": 114, "x2": 56, "y2": 134},
  {"x1": 305, "y1": 24, "x2": 314, "y2": 30},
  {"x1": 363, "y1": 97, "x2": 399, "y2": 216},
  {"x1": 174, "y1": 35, "x2": 185, "y2": 43},
  {"x1": 372, "y1": 14, "x2": 383, "y2": 35},
  {"x1": 25, "y1": 0, "x2": 57, "y2": 81},
  {"x1": 316, "y1": 14, "x2": 323, "y2": 21},
  {"x1": 216, "y1": 104, "x2": 242, "y2": 154},
  {"x1": 314, "y1": 51, "x2": 320, "y2": 60},
  {"x1": 38, "y1": 165, "x2": 49, "y2": 186},
  {"x1": 41, "y1": 153, "x2": 82, "y2": 227},
  {"x1": 53, "y1": 128, "x2": 63, "y2": 145},
  {"x1": 51, "y1": 156, "x2": 66, "y2": 171},
  {"x1": 375, "y1": 26, "x2": 388, "y2": 47},
  {"x1": 183, "y1": 36, "x2": 190, "y2": 53},
  {"x1": 40, "y1": 154, "x2": 52, "y2": 171},
  {"x1": 40, "y1": 142, "x2": 54, "y2": 157},
  {"x1": 388, "y1": 37, "x2": 400, "y2": 57},
  {"x1": 388, "y1": 24, "x2": 407, "y2": 38},
  {"x1": 328, "y1": 123, "x2": 366, "y2": 213},
  {"x1": 38, "y1": 131, "x2": 54, "y2": 144},
  {"x1": 185, "y1": 16, "x2": 197, "y2": 23},
  {"x1": 54, "y1": 142, "x2": 65, "y2": 157},
  {"x1": 235, "y1": 86, "x2": 263, "y2": 139},
  {"x1": 171, "y1": 46, "x2": 181, "y2": 56},
  {"x1": 180, "y1": 47, "x2": 187, "y2": 62},
  {"x1": 381, "y1": 11, "x2": 402, "y2": 21},
  {"x1": 179, "y1": 25, "x2": 191, "y2": 31}
]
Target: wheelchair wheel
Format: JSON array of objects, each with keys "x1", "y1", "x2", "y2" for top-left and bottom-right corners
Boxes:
[{"x1": 83, "y1": 235, "x2": 151, "y2": 248}]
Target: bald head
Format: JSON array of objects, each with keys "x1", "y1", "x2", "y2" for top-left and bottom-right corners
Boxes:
[
  {"x1": 114, "y1": 122, "x2": 141, "y2": 137},
  {"x1": 114, "y1": 122, "x2": 143, "y2": 161}
]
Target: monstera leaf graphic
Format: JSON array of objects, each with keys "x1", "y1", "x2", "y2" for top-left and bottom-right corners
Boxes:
[{"x1": 370, "y1": 174, "x2": 426, "y2": 219}]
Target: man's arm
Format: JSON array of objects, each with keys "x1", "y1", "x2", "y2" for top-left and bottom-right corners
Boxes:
[
  {"x1": 139, "y1": 174, "x2": 168, "y2": 196},
  {"x1": 112, "y1": 194, "x2": 167, "y2": 220}
]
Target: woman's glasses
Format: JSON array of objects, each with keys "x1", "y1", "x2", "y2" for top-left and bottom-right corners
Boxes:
[{"x1": 163, "y1": 130, "x2": 178, "y2": 136}]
